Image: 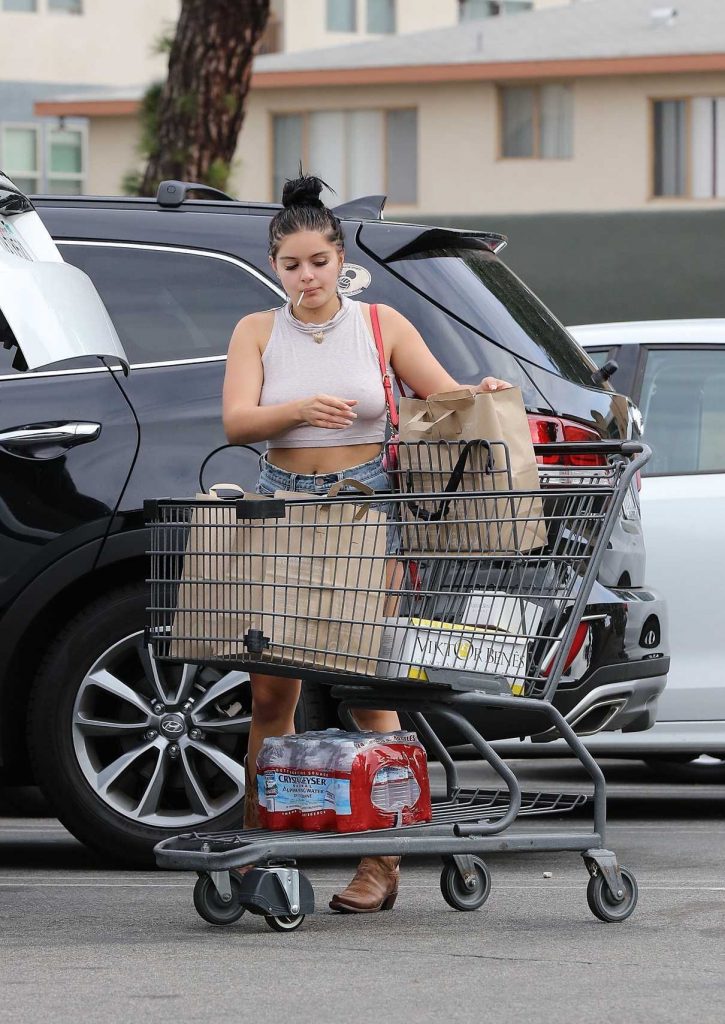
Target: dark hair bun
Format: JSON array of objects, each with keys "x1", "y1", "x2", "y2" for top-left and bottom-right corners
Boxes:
[{"x1": 281, "y1": 173, "x2": 329, "y2": 209}]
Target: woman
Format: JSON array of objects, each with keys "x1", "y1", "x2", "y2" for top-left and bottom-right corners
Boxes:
[{"x1": 222, "y1": 173, "x2": 511, "y2": 914}]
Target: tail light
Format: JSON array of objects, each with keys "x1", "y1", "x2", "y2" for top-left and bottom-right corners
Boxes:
[
  {"x1": 542, "y1": 622, "x2": 590, "y2": 678},
  {"x1": 407, "y1": 561, "x2": 421, "y2": 592},
  {"x1": 528, "y1": 415, "x2": 607, "y2": 467}
]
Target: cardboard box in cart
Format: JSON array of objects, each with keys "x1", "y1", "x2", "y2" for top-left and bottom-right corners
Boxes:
[{"x1": 378, "y1": 592, "x2": 544, "y2": 694}]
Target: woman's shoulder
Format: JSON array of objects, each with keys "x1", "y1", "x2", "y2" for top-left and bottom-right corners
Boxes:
[
  {"x1": 356, "y1": 300, "x2": 408, "y2": 336},
  {"x1": 355, "y1": 300, "x2": 404, "y2": 322},
  {"x1": 230, "y1": 307, "x2": 280, "y2": 348},
  {"x1": 235, "y1": 306, "x2": 280, "y2": 331}
]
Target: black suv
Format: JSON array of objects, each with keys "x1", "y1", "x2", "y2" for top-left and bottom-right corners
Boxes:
[{"x1": 0, "y1": 180, "x2": 669, "y2": 865}]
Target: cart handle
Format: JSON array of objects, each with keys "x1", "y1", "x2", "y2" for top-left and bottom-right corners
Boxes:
[{"x1": 533, "y1": 441, "x2": 644, "y2": 457}]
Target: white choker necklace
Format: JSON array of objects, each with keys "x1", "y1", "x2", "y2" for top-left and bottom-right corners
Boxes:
[{"x1": 284, "y1": 295, "x2": 349, "y2": 343}]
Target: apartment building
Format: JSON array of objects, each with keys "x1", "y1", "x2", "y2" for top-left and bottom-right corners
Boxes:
[
  {"x1": 36, "y1": 0, "x2": 725, "y2": 217},
  {"x1": 0, "y1": 0, "x2": 178, "y2": 194},
  {"x1": 267, "y1": 0, "x2": 568, "y2": 53}
]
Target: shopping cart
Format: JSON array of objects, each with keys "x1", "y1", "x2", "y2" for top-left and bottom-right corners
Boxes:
[{"x1": 147, "y1": 438, "x2": 649, "y2": 931}]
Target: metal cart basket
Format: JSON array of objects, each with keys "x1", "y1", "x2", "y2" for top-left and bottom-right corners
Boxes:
[{"x1": 147, "y1": 439, "x2": 649, "y2": 931}]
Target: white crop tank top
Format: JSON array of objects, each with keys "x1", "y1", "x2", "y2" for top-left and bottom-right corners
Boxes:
[{"x1": 259, "y1": 295, "x2": 389, "y2": 448}]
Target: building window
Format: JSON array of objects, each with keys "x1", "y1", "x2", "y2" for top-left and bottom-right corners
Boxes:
[
  {"x1": 2, "y1": 126, "x2": 40, "y2": 193},
  {"x1": 272, "y1": 114, "x2": 304, "y2": 201},
  {"x1": 367, "y1": 0, "x2": 395, "y2": 34},
  {"x1": 638, "y1": 347, "x2": 725, "y2": 475},
  {"x1": 272, "y1": 108, "x2": 418, "y2": 205},
  {"x1": 1, "y1": 0, "x2": 83, "y2": 9},
  {"x1": 47, "y1": 127, "x2": 84, "y2": 194},
  {"x1": 60, "y1": 243, "x2": 280, "y2": 363},
  {"x1": 500, "y1": 84, "x2": 573, "y2": 159},
  {"x1": 459, "y1": 0, "x2": 532, "y2": 20},
  {"x1": 653, "y1": 97, "x2": 725, "y2": 198},
  {"x1": 326, "y1": 0, "x2": 356, "y2": 32},
  {"x1": 48, "y1": 0, "x2": 83, "y2": 11},
  {"x1": 1, "y1": 122, "x2": 85, "y2": 194}
]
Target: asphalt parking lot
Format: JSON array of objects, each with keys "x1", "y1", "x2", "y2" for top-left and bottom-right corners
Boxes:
[{"x1": 1, "y1": 759, "x2": 724, "y2": 1024}]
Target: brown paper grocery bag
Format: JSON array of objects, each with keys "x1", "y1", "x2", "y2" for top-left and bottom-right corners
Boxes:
[
  {"x1": 170, "y1": 481, "x2": 388, "y2": 674},
  {"x1": 398, "y1": 387, "x2": 547, "y2": 553},
  {"x1": 169, "y1": 483, "x2": 252, "y2": 662},
  {"x1": 241, "y1": 481, "x2": 388, "y2": 674}
]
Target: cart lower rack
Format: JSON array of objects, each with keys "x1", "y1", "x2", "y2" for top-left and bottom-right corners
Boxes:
[{"x1": 148, "y1": 440, "x2": 648, "y2": 930}]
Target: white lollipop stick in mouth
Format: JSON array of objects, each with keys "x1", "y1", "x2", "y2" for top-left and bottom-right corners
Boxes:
[{"x1": 296, "y1": 291, "x2": 305, "y2": 307}]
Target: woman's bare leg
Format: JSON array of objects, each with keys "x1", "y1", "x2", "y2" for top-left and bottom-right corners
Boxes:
[
  {"x1": 382, "y1": 557, "x2": 404, "y2": 618},
  {"x1": 351, "y1": 707, "x2": 400, "y2": 732},
  {"x1": 361, "y1": 555, "x2": 405, "y2": 731},
  {"x1": 246, "y1": 673, "x2": 301, "y2": 783}
]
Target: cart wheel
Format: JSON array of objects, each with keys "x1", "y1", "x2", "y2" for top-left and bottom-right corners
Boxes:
[
  {"x1": 264, "y1": 913, "x2": 306, "y2": 933},
  {"x1": 586, "y1": 867, "x2": 638, "y2": 923},
  {"x1": 193, "y1": 873, "x2": 246, "y2": 926},
  {"x1": 440, "y1": 858, "x2": 491, "y2": 911}
]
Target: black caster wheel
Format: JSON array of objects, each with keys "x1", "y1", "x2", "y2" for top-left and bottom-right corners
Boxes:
[
  {"x1": 440, "y1": 857, "x2": 491, "y2": 911},
  {"x1": 193, "y1": 873, "x2": 246, "y2": 926},
  {"x1": 264, "y1": 913, "x2": 306, "y2": 933},
  {"x1": 586, "y1": 867, "x2": 638, "y2": 922}
]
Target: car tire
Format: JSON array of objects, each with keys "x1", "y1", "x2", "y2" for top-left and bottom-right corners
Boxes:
[
  {"x1": 643, "y1": 755, "x2": 725, "y2": 784},
  {"x1": 27, "y1": 582, "x2": 328, "y2": 867}
]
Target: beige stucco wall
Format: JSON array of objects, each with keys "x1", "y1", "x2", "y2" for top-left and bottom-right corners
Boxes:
[
  {"x1": 85, "y1": 117, "x2": 142, "y2": 195},
  {"x1": 82, "y1": 69, "x2": 725, "y2": 213},
  {"x1": 230, "y1": 71, "x2": 725, "y2": 215},
  {"x1": 0, "y1": 0, "x2": 179, "y2": 85}
]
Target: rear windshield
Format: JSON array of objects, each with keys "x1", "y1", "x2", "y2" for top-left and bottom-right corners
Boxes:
[{"x1": 388, "y1": 247, "x2": 601, "y2": 387}]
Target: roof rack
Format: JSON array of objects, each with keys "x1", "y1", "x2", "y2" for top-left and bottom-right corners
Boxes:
[{"x1": 156, "y1": 180, "x2": 235, "y2": 208}]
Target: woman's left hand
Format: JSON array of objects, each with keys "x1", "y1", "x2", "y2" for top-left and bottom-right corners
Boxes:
[{"x1": 477, "y1": 376, "x2": 513, "y2": 393}]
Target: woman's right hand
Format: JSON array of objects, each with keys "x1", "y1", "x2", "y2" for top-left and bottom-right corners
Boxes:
[{"x1": 297, "y1": 394, "x2": 358, "y2": 429}]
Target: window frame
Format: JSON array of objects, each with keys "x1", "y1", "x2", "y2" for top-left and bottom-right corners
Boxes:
[
  {"x1": 47, "y1": 0, "x2": 83, "y2": 12},
  {"x1": 1, "y1": 122, "x2": 41, "y2": 190},
  {"x1": 325, "y1": 0, "x2": 356, "y2": 33},
  {"x1": 0, "y1": 120, "x2": 87, "y2": 194},
  {"x1": 498, "y1": 82, "x2": 573, "y2": 161},
  {"x1": 650, "y1": 96, "x2": 691, "y2": 200},
  {"x1": 0, "y1": 0, "x2": 38, "y2": 11},
  {"x1": 269, "y1": 106, "x2": 418, "y2": 207},
  {"x1": 631, "y1": 342, "x2": 725, "y2": 478},
  {"x1": 0, "y1": 241, "x2": 285, "y2": 381},
  {"x1": 1, "y1": 0, "x2": 84, "y2": 10},
  {"x1": 366, "y1": 0, "x2": 396, "y2": 34},
  {"x1": 649, "y1": 94, "x2": 725, "y2": 200},
  {"x1": 45, "y1": 124, "x2": 87, "y2": 193}
]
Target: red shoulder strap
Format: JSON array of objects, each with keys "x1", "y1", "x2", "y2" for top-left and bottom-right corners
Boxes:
[{"x1": 370, "y1": 304, "x2": 405, "y2": 431}]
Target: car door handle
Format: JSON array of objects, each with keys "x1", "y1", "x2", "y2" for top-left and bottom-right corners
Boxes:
[{"x1": 0, "y1": 421, "x2": 102, "y2": 452}]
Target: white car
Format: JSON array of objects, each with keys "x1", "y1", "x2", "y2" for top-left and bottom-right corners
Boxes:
[
  {"x1": 528, "y1": 321, "x2": 724, "y2": 782},
  {"x1": 498, "y1": 320, "x2": 725, "y2": 781}
]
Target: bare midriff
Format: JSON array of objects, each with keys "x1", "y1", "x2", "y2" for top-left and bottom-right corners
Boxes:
[{"x1": 267, "y1": 442, "x2": 383, "y2": 475}]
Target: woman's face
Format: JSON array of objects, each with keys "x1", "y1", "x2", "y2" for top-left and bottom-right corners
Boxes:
[{"x1": 271, "y1": 231, "x2": 343, "y2": 310}]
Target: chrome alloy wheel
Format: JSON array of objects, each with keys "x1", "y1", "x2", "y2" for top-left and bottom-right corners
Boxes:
[{"x1": 71, "y1": 631, "x2": 251, "y2": 828}]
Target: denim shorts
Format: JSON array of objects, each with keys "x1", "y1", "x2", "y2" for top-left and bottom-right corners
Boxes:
[{"x1": 258, "y1": 452, "x2": 401, "y2": 555}]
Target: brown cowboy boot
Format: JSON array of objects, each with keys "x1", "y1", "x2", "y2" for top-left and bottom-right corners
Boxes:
[
  {"x1": 234, "y1": 759, "x2": 261, "y2": 878},
  {"x1": 243, "y1": 770, "x2": 262, "y2": 829},
  {"x1": 329, "y1": 857, "x2": 400, "y2": 913},
  {"x1": 242, "y1": 754, "x2": 263, "y2": 829}
]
